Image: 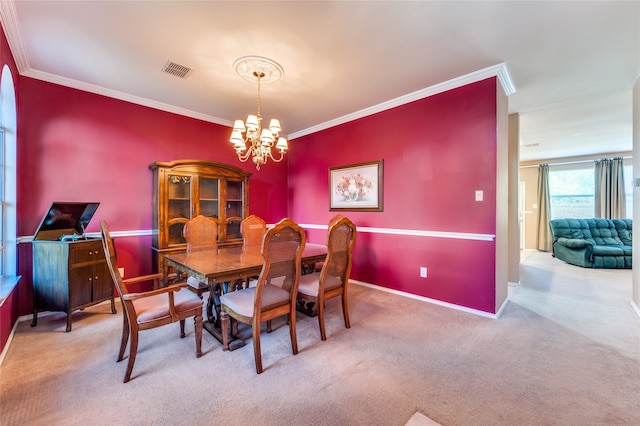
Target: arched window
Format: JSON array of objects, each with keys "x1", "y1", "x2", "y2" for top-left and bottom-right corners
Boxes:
[{"x1": 0, "y1": 64, "x2": 17, "y2": 277}]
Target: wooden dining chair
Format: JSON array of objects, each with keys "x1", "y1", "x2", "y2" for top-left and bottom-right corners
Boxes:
[
  {"x1": 100, "y1": 220, "x2": 203, "y2": 383},
  {"x1": 297, "y1": 215, "x2": 356, "y2": 341},
  {"x1": 241, "y1": 214, "x2": 267, "y2": 288},
  {"x1": 183, "y1": 214, "x2": 218, "y2": 292},
  {"x1": 241, "y1": 214, "x2": 267, "y2": 248},
  {"x1": 183, "y1": 215, "x2": 218, "y2": 254},
  {"x1": 220, "y1": 218, "x2": 306, "y2": 374}
]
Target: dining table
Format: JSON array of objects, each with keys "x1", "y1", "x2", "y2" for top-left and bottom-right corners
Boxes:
[{"x1": 164, "y1": 243, "x2": 327, "y2": 350}]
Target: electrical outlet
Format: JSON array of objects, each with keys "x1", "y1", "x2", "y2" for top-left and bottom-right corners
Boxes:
[
  {"x1": 475, "y1": 190, "x2": 483, "y2": 201},
  {"x1": 420, "y1": 267, "x2": 428, "y2": 278}
]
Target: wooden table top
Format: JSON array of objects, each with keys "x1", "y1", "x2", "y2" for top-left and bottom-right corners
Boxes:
[{"x1": 164, "y1": 243, "x2": 327, "y2": 285}]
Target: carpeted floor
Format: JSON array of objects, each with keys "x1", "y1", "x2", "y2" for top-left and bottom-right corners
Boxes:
[{"x1": 1, "y1": 250, "x2": 638, "y2": 425}]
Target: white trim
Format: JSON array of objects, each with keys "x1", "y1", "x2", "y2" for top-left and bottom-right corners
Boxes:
[
  {"x1": 299, "y1": 224, "x2": 495, "y2": 241},
  {"x1": 0, "y1": 314, "x2": 20, "y2": 366},
  {"x1": 18, "y1": 229, "x2": 155, "y2": 244},
  {"x1": 22, "y1": 69, "x2": 233, "y2": 127},
  {"x1": 494, "y1": 296, "x2": 510, "y2": 319},
  {"x1": 19, "y1": 226, "x2": 493, "y2": 243},
  {"x1": 352, "y1": 280, "x2": 504, "y2": 319},
  {"x1": 0, "y1": 0, "x2": 30, "y2": 73},
  {"x1": 631, "y1": 300, "x2": 640, "y2": 318},
  {"x1": 290, "y1": 63, "x2": 516, "y2": 140}
]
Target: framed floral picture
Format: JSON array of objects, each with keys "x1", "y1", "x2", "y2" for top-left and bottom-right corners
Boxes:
[{"x1": 329, "y1": 160, "x2": 383, "y2": 211}]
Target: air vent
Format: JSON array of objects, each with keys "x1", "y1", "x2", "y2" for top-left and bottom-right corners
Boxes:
[{"x1": 161, "y1": 60, "x2": 193, "y2": 78}]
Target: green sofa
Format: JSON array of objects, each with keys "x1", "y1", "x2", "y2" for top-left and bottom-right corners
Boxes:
[{"x1": 548, "y1": 218, "x2": 632, "y2": 268}]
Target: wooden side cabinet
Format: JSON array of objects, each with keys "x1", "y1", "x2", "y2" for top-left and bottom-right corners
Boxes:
[
  {"x1": 31, "y1": 238, "x2": 116, "y2": 332},
  {"x1": 149, "y1": 159, "x2": 252, "y2": 277}
]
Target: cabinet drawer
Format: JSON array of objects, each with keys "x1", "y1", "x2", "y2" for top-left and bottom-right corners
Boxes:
[{"x1": 69, "y1": 240, "x2": 104, "y2": 264}]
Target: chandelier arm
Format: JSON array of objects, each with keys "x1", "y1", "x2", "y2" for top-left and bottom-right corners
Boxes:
[
  {"x1": 266, "y1": 150, "x2": 286, "y2": 163},
  {"x1": 236, "y1": 146, "x2": 254, "y2": 162}
]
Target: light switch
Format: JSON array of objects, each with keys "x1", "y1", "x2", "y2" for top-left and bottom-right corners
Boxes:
[{"x1": 475, "y1": 190, "x2": 483, "y2": 201}]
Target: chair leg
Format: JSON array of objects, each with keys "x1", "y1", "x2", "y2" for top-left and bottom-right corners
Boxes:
[
  {"x1": 180, "y1": 319, "x2": 186, "y2": 338},
  {"x1": 267, "y1": 319, "x2": 272, "y2": 333},
  {"x1": 289, "y1": 310, "x2": 298, "y2": 355},
  {"x1": 194, "y1": 310, "x2": 203, "y2": 358},
  {"x1": 342, "y1": 290, "x2": 350, "y2": 329},
  {"x1": 118, "y1": 311, "x2": 130, "y2": 362},
  {"x1": 124, "y1": 326, "x2": 139, "y2": 383},
  {"x1": 318, "y1": 295, "x2": 327, "y2": 341},
  {"x1": 253, "y1": 317, "x2": 263, "y2": 374},
  {"x1": 220, "y1": 311, "x2": 230, "y2": 351}
]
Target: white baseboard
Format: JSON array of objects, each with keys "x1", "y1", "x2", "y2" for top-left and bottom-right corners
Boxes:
[
  {"x1": 352, "y1": 280, "x2": 506, "y2": 319},
  {"x1": 631, "y1": 300, "x2": 640, "y2": 318}
]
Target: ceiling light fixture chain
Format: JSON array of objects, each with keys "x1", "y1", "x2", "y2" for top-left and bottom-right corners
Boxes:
[{"x1": 229, "y1": 56, "x2": 287, "y2": 171}]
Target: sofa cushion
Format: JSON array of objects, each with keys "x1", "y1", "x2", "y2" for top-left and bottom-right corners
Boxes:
[
  {"x1": 591, "y1": 245, "x2": 624, "y2": 256},
  {"x1": 612, "y1": 219, "x2": 632, "y2": 245},
  {"x1": 557, "y1": 237, "x2": 592, "y2": 249},
  {"x1": 585, "y1": 218, "x2": 625, "y2": 245},
  {"x1": 549, "y1": 218, "x2": 594, "y2": 242}
]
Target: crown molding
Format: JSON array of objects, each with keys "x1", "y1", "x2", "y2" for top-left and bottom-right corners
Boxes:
[
  {"x1": 289, "y1": 62, "x2": 517, "y2": 140},
  {"x1": 22, "y1": 68, "x2": 232, "y2": 127},
  {"x1": 0, "y1": 0, "x2": 30, "y2": 73}
]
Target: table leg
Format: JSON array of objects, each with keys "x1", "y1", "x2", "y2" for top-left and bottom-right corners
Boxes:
[{"x1": 202, "y1": 282, "x2": 246, "y2": 351}]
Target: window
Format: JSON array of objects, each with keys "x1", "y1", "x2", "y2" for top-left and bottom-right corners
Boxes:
[
  {"x1": 549, "y1": 164, "x2": 594, "y2": 219},
  {"x1": 548, "y1": 159, "x2": 633, "y2": 220},
  {"x1": 1, "y1": 65, "x2": 17, "y2": 277},
  {"x1": 0, "y1": 125, "x2": 4, "y2": 276}
]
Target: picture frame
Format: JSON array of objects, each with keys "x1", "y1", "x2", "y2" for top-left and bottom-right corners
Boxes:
[{"x1": 329, "y1": 160, "x2": 383, "y2": 212}]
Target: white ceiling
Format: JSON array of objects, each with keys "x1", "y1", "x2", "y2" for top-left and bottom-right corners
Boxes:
[{"x1": 1, "y1": 1, "x2": 638, "y2": 162}]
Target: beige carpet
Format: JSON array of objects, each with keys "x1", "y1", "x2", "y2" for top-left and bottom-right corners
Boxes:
[{"x1": 1, "y1": 250, "x2": 638, "y2": 425}]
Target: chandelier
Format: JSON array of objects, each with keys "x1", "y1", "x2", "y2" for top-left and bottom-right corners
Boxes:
[{"x1": 229, "y1": 56, "x2": 288, "y2": 170}]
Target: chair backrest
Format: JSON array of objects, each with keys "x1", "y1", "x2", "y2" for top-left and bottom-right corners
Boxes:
[
  {"x1": 184, "y1": 215, "x2": 218, "y2": 253},
  {"x1": 321, "y1": 216, "x2": 356, "y2": 291},
  {"x1": 241, "y1": 214, "x2": 267, "y2": 248},
  {"x1": 100, "y1": 220, "x2": 129, "y2": 298},
  {"x1": 256, "y1": 218, "x2": 306, "y2": 298}
]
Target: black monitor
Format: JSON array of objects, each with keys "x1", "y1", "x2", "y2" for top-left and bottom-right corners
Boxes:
[{"x1": 33, "y1": 202, "x2": 100, "y2": 241}]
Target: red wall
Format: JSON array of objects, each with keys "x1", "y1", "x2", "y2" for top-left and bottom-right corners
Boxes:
[
  {"x1": 14, "y1": 78, "x2": 290, "y2": 317},
  {"x1": 289, "y1": 78, "x2": 498, "y2": 312}
]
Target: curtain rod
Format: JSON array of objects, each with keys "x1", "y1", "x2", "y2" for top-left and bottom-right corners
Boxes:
[{"x1": 520, "y1": 155, "x2": 632, "y2": 169}]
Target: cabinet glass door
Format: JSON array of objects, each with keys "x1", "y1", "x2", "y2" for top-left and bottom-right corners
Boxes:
[
  {"x1": 225, "y1": 180, "x2": 244, "y2": 241},
  {"x1": 198, "y1": 177, "x2": 220, "y2": 220},
  {"x1": 167, "y1": 174, "x2": 192, "y2": 246}
]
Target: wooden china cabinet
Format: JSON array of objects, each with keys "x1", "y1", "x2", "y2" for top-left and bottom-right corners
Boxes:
[{"x1": 149, "y1": 159, "x2": 252, "y2": 277}]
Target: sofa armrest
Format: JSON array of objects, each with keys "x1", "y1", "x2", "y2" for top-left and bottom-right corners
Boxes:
[{"x1": 556, "y1": 237, "x2": 593, "y2": 249}]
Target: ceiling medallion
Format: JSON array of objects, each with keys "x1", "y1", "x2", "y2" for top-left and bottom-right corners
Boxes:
[{"x1": 233, "y1": 56, "x2": 283, "y2": 84}]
